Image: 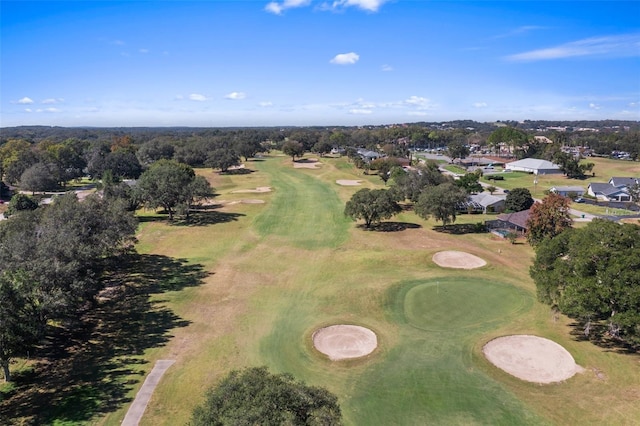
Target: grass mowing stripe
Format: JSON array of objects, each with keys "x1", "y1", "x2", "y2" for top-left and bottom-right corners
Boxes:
[{"x1": 252, "y1": 158, "x2": 350, "y2": 249}]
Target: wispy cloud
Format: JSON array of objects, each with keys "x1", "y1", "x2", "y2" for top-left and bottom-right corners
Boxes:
[
  {"x1": 491, "y1": 25, "x2": 545, "y2": 40},
  {"x1": 473, "y1": 102, "x2": 488, "y2": 108},
  {"x1": 381, "y1": 64, "x2": 393, "y2": 71},
  {"x1": 265, "y1": 0, "x2": 311, "y2": 15},
  {"x1": 225, "y1": 92, "x2": 247, "y2": 100},
  {"x1": 349, "y1": 108, "x2": 373, "y2": 114},
  {"x1": 330, "y1": 52, "x2": 359, "y2": 65},
  {"x1": 139, "y1": 48, "x2": 150, "y2": 54},
  {"x1": 189, "y1": 93, "x2": 208, "y2": 101},
  {"x1": 17, "y1": 97, "x2": 34, "y2": 104},
  {"x1": 258, "y1": 101, "x2": 273, "y2": 107},
  {"x1": 42, "y1": 98, "x2": 64, "y2": 104},
  {"x1": 320, "y1": 0, "x2": 390, "y2": 12},
  {"x1": 507, "y1": 33, "x2": 640, "y2": 62}
]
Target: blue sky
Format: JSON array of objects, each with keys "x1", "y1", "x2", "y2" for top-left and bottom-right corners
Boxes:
[{"x1": 1, "y1": 0, "x2": 639, "y2": 127}]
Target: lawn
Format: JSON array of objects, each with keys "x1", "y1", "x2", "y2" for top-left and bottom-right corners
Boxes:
[{"x1": 7, "y1": 153, "x2": 638, "y2": 425}]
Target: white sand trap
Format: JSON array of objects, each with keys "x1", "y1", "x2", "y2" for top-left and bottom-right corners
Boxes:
[
  {"x1": 432, "y1": 250, "x2": 486, "y2": 269},
  {"x1": 294, "y1": 158, "x2": 321, "y2": 169},
  {"x1": 231, "y1": 186, "x2": 272, "y2": 193},
  {"x1": 336, "y1": 180, "x2": 362, "y2": 186},
  {"x1": 483, "y1": 335, "x2": 583, "y2": 384},
  {"x1": 313, "y1": 325, "x2": 377, "y2": 361},
  {"x1": 222, "y1": 199, "x2": 265, "y2": 205}
]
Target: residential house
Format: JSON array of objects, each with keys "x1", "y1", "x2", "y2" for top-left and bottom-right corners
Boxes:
[
  {"x1": 549, "y1": 186, "x2": 585, "y2": 198},
  {"x1": 469, "y1": 192, "x2": 506, "y2": 213},
  {"x1": 485, "y1": 209, "x2": 532, "y2": 235},
  {"x1": 587, "y1": 177, "x2": 638, "y2": 202}
]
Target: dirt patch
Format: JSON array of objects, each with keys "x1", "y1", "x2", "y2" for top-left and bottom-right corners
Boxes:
[
  {"x1": 231, "y1": 187, "x2": 272, "y2": 193},
  {"x1": 483, "y1": 335, "x2": 584, "y2": 383},
  {"x1": 432, "y1": 250, "x2": 487, "y2": 269},
  {"x1": 220, "y1": 199, "x2": 265, "y2": 205},
  {"x1": 336, "y1": 180, "x2": 362, "y2": 186},
  {"x1": 313, "y1": 325, "x2": 377, "y2": 361}
]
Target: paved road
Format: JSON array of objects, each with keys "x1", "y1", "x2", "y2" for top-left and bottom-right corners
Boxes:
[{"x1": 121, "y1": 360, "x2": 175, "y2": 426}]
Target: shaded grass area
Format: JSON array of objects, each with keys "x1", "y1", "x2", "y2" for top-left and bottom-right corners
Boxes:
[{"x1": 0, "y1": 254, "x2": 207, "y2": 425}]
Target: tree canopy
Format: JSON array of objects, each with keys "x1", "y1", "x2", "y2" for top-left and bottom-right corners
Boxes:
[
  {"x1": 414, "y1": 182, "x2": 468, "y2": 227},
  {"x1": 504, "y1": 187, "x2": 534, "y2": 212},
  {"x1": 282, "y1": 140, "x2": 305, "y2": 161},
  {"x1": 531, "y1": 219, "x2": 640, "y2": 345},
  {"x1": 136, "y1": 159, "x2": 213, "y2": 220},
  {"x1": 190, "y1": 366, "x2": 342, "y2": 426},
  {"x1": 344, "y1": 188, "x2": 401, "y2": 228},
  {"x1": 525, "y1": 193, "x2": 573, "y2": 246}
]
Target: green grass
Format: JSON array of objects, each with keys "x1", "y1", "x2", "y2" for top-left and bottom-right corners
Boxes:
[{"x1": 8, "y1": 153, "x2": 639, "y2": 426}]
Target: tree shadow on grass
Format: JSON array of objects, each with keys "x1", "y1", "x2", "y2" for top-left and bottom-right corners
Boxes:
[
  {"x1": 360, "y1": 222, "x2": 421, "y2": 232},
  {"x1": 137, "y1": 209, "x2": 244, "y2": 227},
  {"x1": 568, "y1": 321, "x2": 639, "y2": 355},
  {"x1": 432, "y1": 223, "x2": 488, "y2": 234},
  {"x1": 0, "y1": 253, "x2": 208, "y2": 425}
]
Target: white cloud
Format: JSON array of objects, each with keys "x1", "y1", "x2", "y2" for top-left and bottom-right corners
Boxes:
[
  {"x1": 259, "y1": 101, "x2": 273, "y2": 107},
  {"x1": 473, "y1": 102, "x2": 488, "y2": 108},
  {"x1": 330, "y1": 52, "x2": 359, "y2": 65},
  {"x1": 189, "y1": 93, "x2": 208, "y2": 101},
  {"x1": 265, "y1": 0, "x2": 310, "y2": 14},
  {"x1": 349, "y1": 108, "x2": 373, "y2": 114},
  {"x1": 407, "y1": 111, "x2": 429, "y2": 116},
  {"x1": 36, "y1": 107, "x2": 61, "y2": 113},
  {"x1": 24, "y1": 108, "x2": 32, "y2": 113},
  {"x1": 506, "y1": 33, "x2": 640, "y2": 62},
  {"x1": 404, "y1": 96, "x2": 429, "y2": 107},
  {"x1": 322, "y1": 0, "x2": 389, "y2": 12},
  {"x1": 225, "y1": 92, "x2": 247, "y2": 100},
  {"x1": 139, "y1": 48, "x2": 149, "y2": 54},
  {"x1": 589, "y1": 103, "x2": 601, "y2": 110},
  {"x1": 17, "y1": 97, "x2": 34, "y2": 104},
  {"x1": 42, "y1": 98, "x2": 64, "y2": 104},
  {"x1": 381, "y1": 64, "x2": 393, "y2": 71}
]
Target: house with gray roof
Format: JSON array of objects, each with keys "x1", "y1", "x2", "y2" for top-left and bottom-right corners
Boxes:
[
  {"x1": 469, "y1": 192, "x2": 506, "y2": 213},
  {"x1": 587, "y1": 177, "x2": 638, "y2": 202},
  {"x1": 504, "y1": 158, "x2": 562, "y2": 175},
  {"x1": 550, "y1": 186, "x2": 585, "y2": 198}
]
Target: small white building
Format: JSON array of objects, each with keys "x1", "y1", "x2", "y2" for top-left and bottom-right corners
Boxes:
[
  {"x1": 550, "y1": 186, "x2": 585, "y2": 198},
  {"x1": 504, "y1": 158, "x2": 562, "y2": 175}
]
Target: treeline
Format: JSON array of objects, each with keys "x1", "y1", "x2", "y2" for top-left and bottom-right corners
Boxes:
[{"x1": 0, "y1": 194, "x2": 138, "y2": 381}]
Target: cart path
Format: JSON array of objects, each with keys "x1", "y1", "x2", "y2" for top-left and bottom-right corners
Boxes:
[{"x1": 121, "y1": 360, "x2": 175, "y2": 426}]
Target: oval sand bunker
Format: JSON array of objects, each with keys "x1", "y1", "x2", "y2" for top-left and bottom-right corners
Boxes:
[
  {"x1": 483, "y1": 335, "x2": 581, "y2": 384},
  {"x1": 313, "y1": 325, "x2": 377, "y2": 361},
  {"x1": 432, "y1": 250, "x2": 486, "y2": 269}
]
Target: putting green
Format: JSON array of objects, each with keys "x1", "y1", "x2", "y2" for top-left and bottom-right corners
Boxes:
[{"x1": 404, "y1": 278, "x2": 528, "y2": 331}]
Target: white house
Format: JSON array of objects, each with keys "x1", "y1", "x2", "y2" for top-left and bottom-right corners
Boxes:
[
  {"x1": 504, "y1": 158, "x2": 562, "y2": 175},
  {"x1": 469, "y1": 193, "x2": 506, "y2": 213},
  {"x1": 550, "y1": 186, "x2": 585, "y2": 198}
]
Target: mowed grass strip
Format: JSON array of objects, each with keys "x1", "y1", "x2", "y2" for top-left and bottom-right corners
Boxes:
[{"x1": 252, "y1": 157, "x2": 350, "y2": 249}]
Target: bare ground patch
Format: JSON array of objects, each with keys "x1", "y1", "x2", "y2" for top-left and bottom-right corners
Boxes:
[
  {"x1": 294, "y1": 158, "x2": 321, "y2": 169},
  {"x1": 231, "y1": 187, "x2": 272, "y2": 193}
]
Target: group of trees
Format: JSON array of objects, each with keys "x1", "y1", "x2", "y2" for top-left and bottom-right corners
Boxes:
[
  {"x1": 0, "y1": 194, "x2": 137, "y2": 381},
  {"x1": 531, "y1": 219, "x2": 640, "y2": 345}
]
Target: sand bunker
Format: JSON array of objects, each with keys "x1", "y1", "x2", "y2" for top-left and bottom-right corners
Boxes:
[
  {"x1": 222, "y1": 199, "x2": 265, "y2": 205},
  {"x1": 336, "y1": 180, "x2": 362, "y2": 186},
  {"x1": 483, "y1": 335, "x2": 582, "y2": 384},
  {"x1": 294, "y1": 158, "x2": 321, "y2": 169},
  {"x1": 313, "y1": 325, "x2": 377, "y2": 361},
  {"x1": 432, "y1": 251, "x2": 486, "y2": 269},
  {"x1": 231, "y1": 187, "x2": 271, "y2": 193}
]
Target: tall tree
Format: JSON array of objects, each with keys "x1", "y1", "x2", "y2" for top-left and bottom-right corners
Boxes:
[
  {"x1": 344, "y1": 188, "x2": 401, "y2": 228},
  {"x1": 505, "y1": 187, "x2": 534, "y2": 212},
  {"x1": 446, "y1": 140, "x2": 470, "y2": 163},
  {"x1": 531, "y1": 220, "x2": 640, "y2": 344},
  {"x1": 19, "y1": 162, "x2": 58, "y2": 193},
  {"x1": 136, "y1": 159, "x2": 213, "y2": 220},
  {"x1": 281, "y1": 140, "x2": 305, "y2": 161},
  {"x1": 455, "y1": 172, "x2": 482, "y2": 194},
  {"x1": 391, "y1": 161, "x2": 449, "y2": 202},
  {"x1": 526, "y1": 193, "x2": 572, "y2": 246},
  {"x1": 414, "y1": 182, "x2": 468, "y2": 227},
  {"x1": 206, "y1": 148, "x2": 241, "y2": 173}
]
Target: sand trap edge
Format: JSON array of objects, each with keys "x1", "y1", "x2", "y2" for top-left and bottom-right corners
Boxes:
[
  {"x1": 312, "y1": 325, "x2": 378, "y2": 361},
  {"x1": 432, "y1": 250, "x2": 487, "y2": 269}
]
